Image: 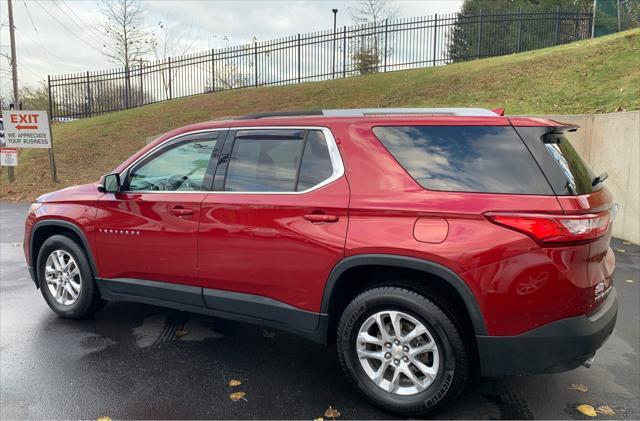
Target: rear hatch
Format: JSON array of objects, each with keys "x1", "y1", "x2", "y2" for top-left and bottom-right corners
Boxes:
[{"x1": 514, "y1": 124, "x2": 617, "y2": 313}]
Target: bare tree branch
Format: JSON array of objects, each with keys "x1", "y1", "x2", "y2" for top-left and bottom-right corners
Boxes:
[{"x1": 99, "y1": 0, "x2": 153, "y2": 69}]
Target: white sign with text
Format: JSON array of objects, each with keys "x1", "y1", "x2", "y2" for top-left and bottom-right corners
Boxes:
[{"x1": 1, "y1": 110, "x2": 51, "y2": 148}]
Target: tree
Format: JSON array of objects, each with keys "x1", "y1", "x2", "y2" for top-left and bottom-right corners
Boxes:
[
  {"x1": 150, "y1": 18, "x2": 198, "y2": 99},
  {"x1": 19, "y1": 82, "x2": 49, "y2": 111},
  {"x1": 448, "y1": 0, "x2": 594, "y2": 62},
  {"x1": 99, "y1": 0, "x2": 153, "y2": 69},
  {"x1": 347, "y1": 0, "x2": 400, "y2": 74},
  {"x1": 348, "y1": 0, "x2": 400, "y2": 25}
]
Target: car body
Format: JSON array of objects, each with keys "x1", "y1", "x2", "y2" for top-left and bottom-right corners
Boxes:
[{"x1": 24, "y1": 108, "x2": 617, "y2": 415}]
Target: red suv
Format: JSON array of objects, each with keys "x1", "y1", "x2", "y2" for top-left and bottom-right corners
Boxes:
[{"x1": 24, "y1": 108, "x2": 618, "y2": 415}]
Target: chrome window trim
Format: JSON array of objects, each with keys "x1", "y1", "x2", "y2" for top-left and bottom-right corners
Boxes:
[{"x1": 119, "y1": 126, "x2": 345, "y2": 195}]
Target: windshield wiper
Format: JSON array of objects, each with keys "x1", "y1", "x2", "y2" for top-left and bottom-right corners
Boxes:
[{"x1": 592, "y1": 172, "x2": 608, "y2": 187}]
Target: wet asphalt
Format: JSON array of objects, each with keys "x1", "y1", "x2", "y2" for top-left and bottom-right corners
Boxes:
[{"x1": 1, "y1": 202, "x2": 638, "y2": 420}]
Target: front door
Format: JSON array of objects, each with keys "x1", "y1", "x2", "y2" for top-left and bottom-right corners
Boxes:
[
  {"x1": 95, "y1": 131, "x2": 224, "y2": 299},
  {"x1": 197, "y1": 128, "x2": 349, "y2": 329}
]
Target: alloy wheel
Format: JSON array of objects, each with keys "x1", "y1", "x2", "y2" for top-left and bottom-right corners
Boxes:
[
  {"x1": 356, "y1": 310, "x2": 440, "y2": 396},
  {"x1": 45, "y1": 250, "x2": 82, "y2": 306}
]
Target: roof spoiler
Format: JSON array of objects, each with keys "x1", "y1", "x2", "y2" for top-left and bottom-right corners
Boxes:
[{"x1": 548, "y1": 121, "x2": 580, "y2": 133}]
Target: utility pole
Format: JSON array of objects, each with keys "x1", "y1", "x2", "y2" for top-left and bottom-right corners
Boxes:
[{"x1": 6, "y1": 0, "x2": 17, "y2": 182}]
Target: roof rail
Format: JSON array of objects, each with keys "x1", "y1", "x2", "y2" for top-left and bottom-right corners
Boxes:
[
  {"x1": 236, "y1": 110, "x2": 323, "y2": 120},
  {"x1": 236, "y1": 107, "x2": 499, "y2": 120}
]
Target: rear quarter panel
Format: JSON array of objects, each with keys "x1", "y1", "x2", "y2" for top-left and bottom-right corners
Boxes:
[{"x1": 335, "y1": 121, "x2": 603, "y2": 336}]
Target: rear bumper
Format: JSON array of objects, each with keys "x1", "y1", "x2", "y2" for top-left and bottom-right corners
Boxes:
[{"x1": 477, "y1": 287, "x2": 618, "y2": 376}]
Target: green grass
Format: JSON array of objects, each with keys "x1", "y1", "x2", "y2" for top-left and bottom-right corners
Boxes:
[{"x1": 2, "y1": 29, "x2": 639, "y2": 201}]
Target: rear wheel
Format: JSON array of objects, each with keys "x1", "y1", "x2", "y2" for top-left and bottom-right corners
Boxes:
[
  {"x1": 337, "y1": 286, "x2": 469, "y2": 416},
  {"x1": 37, "y1": 234, "x2": 105, "y2": 319}
]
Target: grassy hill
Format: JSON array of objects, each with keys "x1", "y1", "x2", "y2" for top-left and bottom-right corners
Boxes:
[{"x1": 2, "y1": 29, "x2": 639, "y2": 201}]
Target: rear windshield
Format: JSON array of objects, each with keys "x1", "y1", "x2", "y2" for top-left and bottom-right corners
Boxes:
[
  {"x1": 372, "y1": 125, "x2": 553, "y2": 194},
  {"x1": 515, "y1": 127, "x2": 597, "y2": 196}
]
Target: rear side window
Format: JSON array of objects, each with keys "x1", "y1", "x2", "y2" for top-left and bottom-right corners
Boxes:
[
  {"x1": 224, "y1": 129, "x2": 336, "y2": 192},
  {"x1": 297, "y1": 131, "x2": 334, "y2": 191},
  {"x1": 515, "y1": 127, "x2": 596, "y2": 196},
  {"x1": 372, "y1": 126, "x2": 553, "y2": 194}
]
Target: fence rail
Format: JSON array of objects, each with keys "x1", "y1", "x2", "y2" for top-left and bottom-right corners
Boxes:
[{"x1": 48, "y1": 9, "x2": 593, "y2": 120}]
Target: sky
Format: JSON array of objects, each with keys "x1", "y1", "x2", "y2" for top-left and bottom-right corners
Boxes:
[{"x1": 0, "y1": 0, "x2": 463, "y2": 98}]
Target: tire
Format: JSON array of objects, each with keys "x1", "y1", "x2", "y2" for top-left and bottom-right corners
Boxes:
[
  {"x1": 336, "y1": 286, "x2": 469, "y2": 416},
  {"x1": 37, "y1": 234, "x2": 105, "y2": 319}
]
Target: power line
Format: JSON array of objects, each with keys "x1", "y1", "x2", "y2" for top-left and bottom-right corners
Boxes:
[
  {"x1": 32, "y1": 0, "x2": 102, "y2": 52},
  {"x1": 21, "y1": 0, "x2": 53, "y2": 65},
  {"x1": 50, "y1": 0, "x2": 106, "y2": 47},
  {"x1": 59, "y1": 0, "x2": 108, "y2": 45}
]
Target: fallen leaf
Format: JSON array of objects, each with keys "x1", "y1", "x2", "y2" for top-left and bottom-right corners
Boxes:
[
  {"x1": 615, "y1": 248, "x2": 626, "y2": 253},
  {"x1": 324, "y1": 406, "x2": 341, "y2": 419},
  {"x1": 569, "y1": 383, "x2": 589, "y2": 392},
  {"x1": 175, "y1": 329, "x2": 189, "y2": 338},
  {"x1": 577, "y1": 404, "x2": 597, "y2": 417},
  {"x1": 229, "y1": 379, "x2": 242, "y2": 387},
  {"x1": 262, "y1": 329, "x2": 275, "y2": 338},
  {"x1": 625, "y1": 279, "x2": 634, "y2": 283},
  {"x1": 229, "y1": 391, "x2": 247, "y2": 402},
  {"x1": 97, "y1": 417, "x2": 111, "y2": 421},
  {"x1": 596, "y1": 405, "x2": 616, "y2": 416}
]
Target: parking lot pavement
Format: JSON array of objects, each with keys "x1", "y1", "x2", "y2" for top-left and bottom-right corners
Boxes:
[{"x1": 1, "y1": 201, "x2": 638, "y2": 420}]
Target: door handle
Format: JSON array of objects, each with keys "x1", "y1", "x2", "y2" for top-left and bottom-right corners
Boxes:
[
  {"x1": 304, "y1": 213, "x2": 339, "y2": 223},
  {"x1": 169, "y1": 206, "x2": 194, "y2": 217}
]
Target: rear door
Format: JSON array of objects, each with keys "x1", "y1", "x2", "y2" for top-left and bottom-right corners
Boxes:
[{"x1": 197, "y1": 127, "x2": 349, "y2": 323}]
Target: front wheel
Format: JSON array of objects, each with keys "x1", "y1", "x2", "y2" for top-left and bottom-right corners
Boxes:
[
  {"x1": 336, "y1": 286, "x2": 470, "y2": 416},
  {"x1": 37, "y1": 234, "x2": 105, "y2": 319}
]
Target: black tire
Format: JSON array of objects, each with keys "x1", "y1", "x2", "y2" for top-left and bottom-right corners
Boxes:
[
  {"x1": 336, "y1": 286, "x2": 470, "y2": 416},
  {"x1": 37, "y1": 234, "x2": 105, "y2": 319}
]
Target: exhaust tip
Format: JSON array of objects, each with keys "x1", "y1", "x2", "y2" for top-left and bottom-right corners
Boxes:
[{"x1": 583, "y1": 355, "x2": 596, "y2": 368}]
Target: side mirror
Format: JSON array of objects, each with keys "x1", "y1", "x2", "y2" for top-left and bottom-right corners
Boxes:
[{"x1": 98, "y1": 173, "x2": 121, "y2": 193}]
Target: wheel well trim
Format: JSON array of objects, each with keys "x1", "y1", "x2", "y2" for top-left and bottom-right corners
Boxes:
[
  {"x1": 321, "y1": 254, "x2": 488, "y2": 335},
  {"x1": 30, "y1": 219, "x2": 99, "y2": 284}
]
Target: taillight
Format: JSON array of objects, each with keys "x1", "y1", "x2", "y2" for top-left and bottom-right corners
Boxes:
[{"x1": 486, "y1": 211, "x2": 611, "y2": 244}]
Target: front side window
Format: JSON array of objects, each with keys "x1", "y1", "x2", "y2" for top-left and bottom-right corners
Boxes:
[
  {"x1": 128, "y1": 138, "x2": 218, "y2": 191},
  {"x1": 224, "y1": 129, "x2": 336, "y2": 192}
]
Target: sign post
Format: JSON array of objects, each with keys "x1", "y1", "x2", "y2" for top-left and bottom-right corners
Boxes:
[{"x1": 1, "y1": 110, "x2": 58, "y2": 182}]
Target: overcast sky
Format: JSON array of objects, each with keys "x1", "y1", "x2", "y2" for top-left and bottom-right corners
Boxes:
[{"x1": 0, "y1": 0, "x2": 462, "y2": 98}]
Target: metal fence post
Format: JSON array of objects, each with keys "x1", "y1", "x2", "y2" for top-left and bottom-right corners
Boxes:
[
  {"x1": 342, "y1": 26, "x2": 347, "y2": 77},
  {"x1": 554, "y1": 6, "x2": 561, "y2": 45},
  {"x1": 168, "y1": 57, "x2": 172, "y2": 100},
  {"x1": 254, "y1": 42, "x2": 258, "y2": 87},
  {"x1": 85, "y1": 71, "x2": 91, "y2": 117},
  {"x1": 476, "y1": 10, "x2": 483, "y2": 59},
  {"x1": 297, "y1": 34, "x2": 301, "y2": 83},
  {"x1": 124, "y1": 65, "x2": 130, "y2": 109},
  {"x1": 383, "y1": 19, "x2": 388, "y2": 72},
  {"x1": 211, "y1": 49, "x2": 216, "y2": 92},
  {"x1": 517, "y1": 8, "x2": 523, "y2": 53},
  {"x1": 138, "y1": 59, "x2": 143, "y2": 106},
  {"x1": 433, "y1": 14, "x2": 438, "y2": 66}
]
